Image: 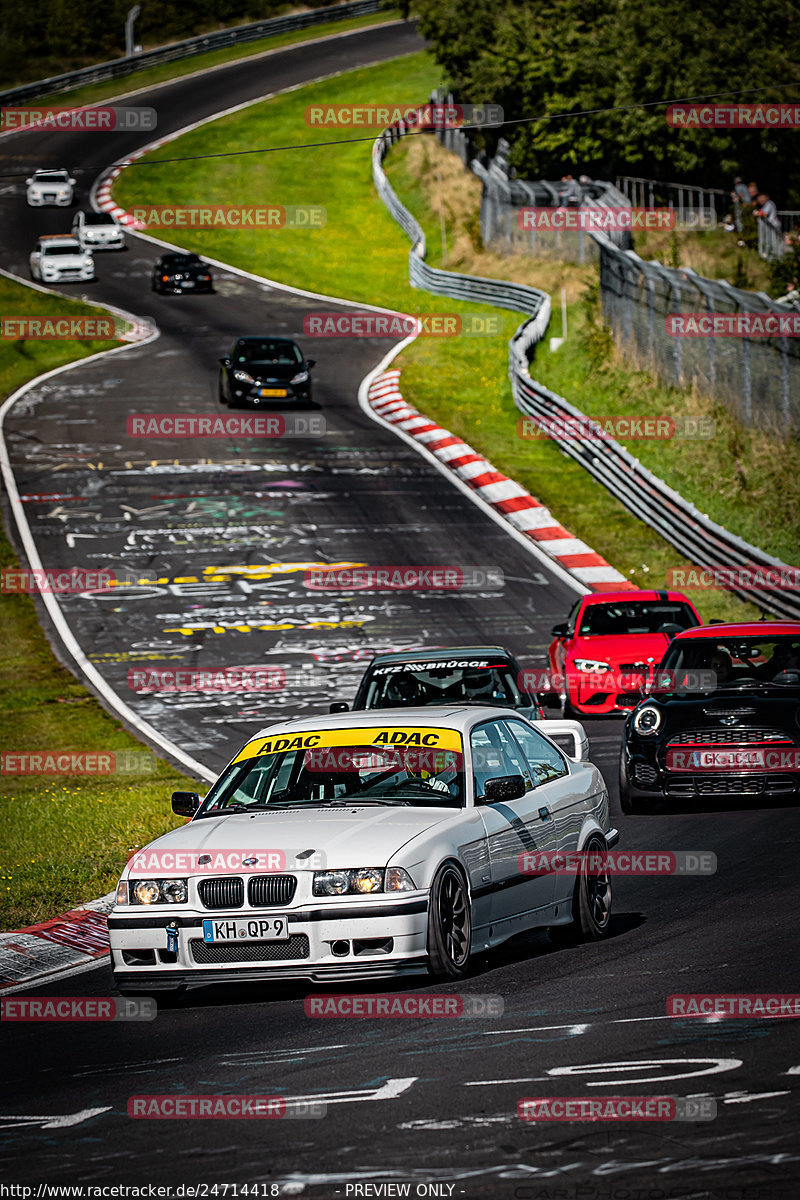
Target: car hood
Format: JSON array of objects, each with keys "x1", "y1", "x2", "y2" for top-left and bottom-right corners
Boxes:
[
  {"x1": 237, "y1": 362, "x2": 300, "y2": 383},
  {"x1": 570, "y1": 632, "x2": 672, "y2": 664},
  {"x1": 129, "y1": 806, "x2": 460, "y2": 872},
  {"x1": 645, "y1": 690, "x2": 800, "y2": 727}
]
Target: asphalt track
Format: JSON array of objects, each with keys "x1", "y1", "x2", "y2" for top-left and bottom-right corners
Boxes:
[{"x1": 0, "y1": 20, "x2": 799, "y2": 1198}]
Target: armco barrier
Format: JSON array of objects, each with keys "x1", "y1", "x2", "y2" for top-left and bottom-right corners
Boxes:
[
  {"x1": 0, "y1": 0, "x2": 383, "y2": 105},
  {"x1": 373, "y1": 107, "x2": 800, "y2": 619}
]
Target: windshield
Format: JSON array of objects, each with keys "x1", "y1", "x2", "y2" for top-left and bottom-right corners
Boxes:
[
  {"x1": 578, "y1": 600, "x2": 698, "y2": 636},
  {"x1": 235, "y1": 340, "x2": 303, "y2": 367},
  {"x1": 84, "y1": 213, "x2": 116, "y2": 226},
  {"x1": 200, "y1": 726, "x2": 465, "y2": 814},
  {"x1": 43, "y1": 244, "x2": 81, "y2": 255},
  {"x1": 363, "y1": 659, "x2": 532, "y2": 708},
  {"x1": 162, "y1": 254, "x2": 200, "y2": 266},
  {"x1": 657, "y1": 635, "x2": 800, "y2": 693},
  {"x1": 34, "y1": 173, "x2": 68, "y2": 183}
]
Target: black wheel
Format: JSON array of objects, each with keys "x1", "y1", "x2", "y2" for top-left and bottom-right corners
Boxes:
[
  {"x1": 548, "y1": 834, "x2": 612, "y2": 944},
  {"x1": 427, "y1": 863, "x2": 471, "y2": 980},
  {"x1": 619, "y1": 747, "x2": 637, "y2": 814}
]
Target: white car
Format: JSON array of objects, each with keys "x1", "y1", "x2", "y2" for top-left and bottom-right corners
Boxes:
[
  {"x1": 72, "y1": 209, "x2": 125, "y2": 251},
  {"x1": 26, "y1": 168, "x2": 76, "y2": 207},
  {"x1": 29, "y1": 236, "x2": 95, "y2": 284},
  {"x1": 110, "y1": 706, "x2": 618, "y2": 995}
]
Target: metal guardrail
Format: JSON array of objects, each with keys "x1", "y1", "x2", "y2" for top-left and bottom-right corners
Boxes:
[
  {"x1": 0, "y1": 0, "x2": 383, "y2": 105},
  {"x1": 373, "y1": 108, "x2": 800, "y2": 618}
]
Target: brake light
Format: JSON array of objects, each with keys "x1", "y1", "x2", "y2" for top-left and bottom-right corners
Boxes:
[{"x1": 161, "y1": 276, "x2": 169, "y2": 282}]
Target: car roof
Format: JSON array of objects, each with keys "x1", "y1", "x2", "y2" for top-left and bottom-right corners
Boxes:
[
  {"x1": 38, "y1": 235, "x2": 80, "y2": 243},
  {"x1": 580, "y1": 589, "x2": 692, "y2": 606},
  {"x1": 367, "y1": 646, "x2": 513, "y2": 666},
  {"x1": 33, "y1": 168, "x2": 69, "y2": 174},
  {"x1": 244, "y1": 705, "x2": 522, "y2": 741},
  {"x1": 235, "y1": 335, "x2": 298, "y2": 345},
  {"x1": 673, "y1": 622, "x2": 800, "y2": 639}
]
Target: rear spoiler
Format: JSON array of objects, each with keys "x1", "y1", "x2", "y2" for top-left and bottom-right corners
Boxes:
[{"x1": 532, "y1": 719, "x2": 589, "y2": 762}]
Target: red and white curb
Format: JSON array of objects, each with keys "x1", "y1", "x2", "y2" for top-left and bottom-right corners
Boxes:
[
  {"x1": 368, "y1": 370, "x2": 633, "y2": 592},
  {"x1": 0, "y1": 895, "x2": 112, "y2": 991}
]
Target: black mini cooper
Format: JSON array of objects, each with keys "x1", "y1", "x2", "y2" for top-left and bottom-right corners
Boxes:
[{"x1": 620, "y1": 622, "x2": 800, "y2": 812}]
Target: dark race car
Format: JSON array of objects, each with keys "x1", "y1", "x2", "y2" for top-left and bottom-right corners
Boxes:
[
  {"x1": 151, "y1": 253, "x2": 213, "y2": 294},
  {"x1": 218, "y1": 336, "x2": 315, "y2": 407},
  {"x1": 330, "y1": 646, "x2": 591, "y2": 759},
  {"x1": 619, "y1": 621, "x2": 800, "y2": 813}
]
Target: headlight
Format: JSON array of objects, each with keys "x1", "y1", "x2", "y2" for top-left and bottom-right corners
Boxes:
[
  {"x1": 574, "y1": 659, "x2": 611, "y2": 673},
  {"x1": 233, "y1": 369, "x2": 255, "y2": 384},
  {"x1": 290, "y1": 370, "x2": 309, "y2": 385},
  {"x1": 116, "y1": 878, "x2": 128, "y2": 905},
  {"x1": 313, "y1": 868, "x2": 390, "y2": 896},
  {"x1": 632, "y1": 705, "x2": 663, "y2": 736},
  {"x1": 132, "y1": 879, "x2": 161, "y2": 905},
  {"x1": 131, "y1": 878, "x2": 188, "y2": 904},
  {"x1": 352, "y1": 868, "x2": 383, "y2": 894}
]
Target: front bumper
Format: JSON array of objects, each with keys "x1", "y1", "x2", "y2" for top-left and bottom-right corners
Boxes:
[
  {"x1": 624, "y1": 747, "x2": 800, "y2": 799},
  {"x1": 29, "y1": 194, "x2": 72, "y2": 206},
  {"x1": 109, "y1": 894, "x2": 429, "y2": 988},
  {"x1": 158, "y1": 278, "x2": 213, "y2": 293},
  {"x1": 230, "y1": 383, "x2": 311, "y2": 406}
]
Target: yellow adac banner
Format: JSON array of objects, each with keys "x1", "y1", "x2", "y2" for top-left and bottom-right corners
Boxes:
[{"x1": 234, "y1": 726, "x2": 463, "y2": 763}]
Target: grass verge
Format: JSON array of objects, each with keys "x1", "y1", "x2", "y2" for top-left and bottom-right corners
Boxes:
[
  {"x1": 6, "y1": 9, "x2": 400, "y2": 109},
  {"x1": 112, "y1": 52, "x2": 764, "y2": 624},
  {"x1": 0, "y1": 276, "x2": 195, "y2": 930}
]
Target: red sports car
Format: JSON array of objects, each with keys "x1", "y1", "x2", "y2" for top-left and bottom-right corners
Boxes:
[{"x1": 548, "y1": 589, "x2": 703, "y2": 715}]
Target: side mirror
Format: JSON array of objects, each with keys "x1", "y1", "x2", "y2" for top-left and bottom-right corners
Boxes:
[
  {"x1": 68, "y1": 178, "x2": 76, "y2": 186},
  {"x1": 482, "y1": 774, "x2": 526, "y2": 803},
  {"x1": 551, "y1": 623, "x2": 569, "y2": 639},
  {"x1": 329, "y1": 701, "x2": 349, "y2": 713},
  {"x1": 171, "y1": 790, "x2": 200, "y2": 816},
  {"x1": 219, "y1": 357, "x2": 231, "y2": 367},
  {"x1": 306, "y1": 358, "x2": 316, "y2": 368},
  {"x1": 26, "y1": 177, "x2": 33, "y2": 185}
]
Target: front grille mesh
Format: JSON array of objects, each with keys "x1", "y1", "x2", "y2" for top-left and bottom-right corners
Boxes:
[
  {"x1": 667, "y1": 727, "x2": 793, "y2": 746},
  {"x1": 248, "y1": 875, "x2": 296, "y2": 906},
  {"x1": 198, "y1": 877, "x2": 244, "y2": 910},
  {"x1": 666, "y1": 774, "x2": 797, "y2": 796},
  {"x1": 190, "y1": 935, "x2": 309, "y2": 963}
]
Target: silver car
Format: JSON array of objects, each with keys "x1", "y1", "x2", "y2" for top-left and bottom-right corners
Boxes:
[{"x1": 26, "y1": 168, "x2": 75, "y2": 206}]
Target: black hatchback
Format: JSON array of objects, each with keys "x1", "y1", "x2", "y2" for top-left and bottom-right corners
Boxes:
[
  {"x1": 218, "y1": 336, "x2": 315, "y2": 407},
  {"x1": 619, "y1": 621, "x2": 800, "y2": 812},
  {"x1": 151, "y1": 253, "x2": 213, "y2": 294}
]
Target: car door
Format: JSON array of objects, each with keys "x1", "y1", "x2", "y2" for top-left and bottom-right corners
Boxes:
[
  {"x1": 505, "y1": 718, "x2": 591, "y2": 910},
  {"x1": 471, "y1": 719, "x2": 559, "y2": 930}
]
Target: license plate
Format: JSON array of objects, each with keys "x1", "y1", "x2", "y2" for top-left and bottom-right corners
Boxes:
[
  {"x1": 181, "y1": 280, "x2": 195, "y2": 287},
  {"x1": 668, "y1": 748, "x2": 766, "y2": 771},
  {"x1": 203, "y1": 916, "x2": 289, "y2": 943},
  {"x1": 260, "y1": 388, "x2": 287, "y2": 397}
]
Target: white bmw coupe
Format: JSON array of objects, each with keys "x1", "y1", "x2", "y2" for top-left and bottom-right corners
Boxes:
[{"x1": 110, "y1": 707, "x2": 617, "y2": 995}]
